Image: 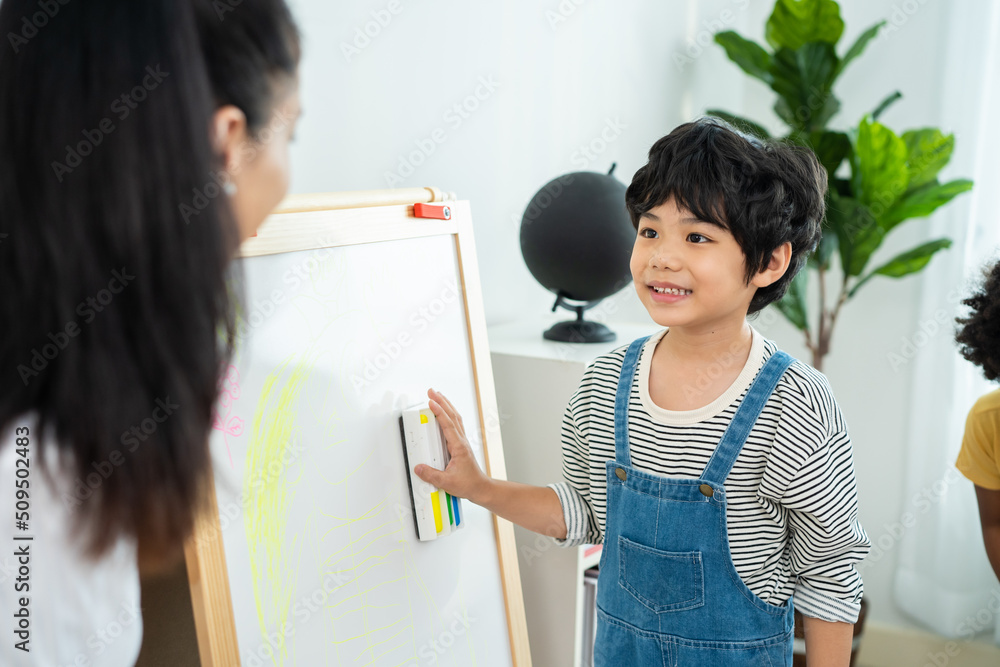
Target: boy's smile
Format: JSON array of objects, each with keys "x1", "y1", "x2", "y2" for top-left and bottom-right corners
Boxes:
[{"x1": 648, "y1": 281, "x2": 693, "y2": 303}]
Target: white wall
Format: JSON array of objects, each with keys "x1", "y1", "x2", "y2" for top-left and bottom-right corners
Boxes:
[{"x1": 285, "y1": 0, "x2": 973, "y2": 636}]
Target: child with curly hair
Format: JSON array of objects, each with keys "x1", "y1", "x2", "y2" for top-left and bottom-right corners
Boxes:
[{"x1": 955, "y1": 259, "x2": 1000, "y2": 582}]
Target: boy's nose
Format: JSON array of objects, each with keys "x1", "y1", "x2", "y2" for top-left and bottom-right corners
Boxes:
[{"x1": 650, "y1": 248, "x2": 680, "y2": 270}]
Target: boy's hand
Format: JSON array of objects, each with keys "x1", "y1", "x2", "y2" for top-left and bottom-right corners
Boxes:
[
  {"x1": 413, "y1": 388, "x2": 492, "y2": 505},
  {"x1": 415, "y1": 389, "x2": 568, "y2": 539}
]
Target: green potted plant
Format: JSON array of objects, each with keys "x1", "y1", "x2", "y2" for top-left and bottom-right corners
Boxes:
[
  {"x1": 709, "y1": 0, "x2": 973, "y2": 664},
  {"x1": 709, "y1": 0, "x2": 973, "y2": 373}
]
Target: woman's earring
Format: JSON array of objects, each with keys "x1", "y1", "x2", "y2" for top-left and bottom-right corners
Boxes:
[{"x1": 224, "y1": 181, "x2": 237, "y2": 196}]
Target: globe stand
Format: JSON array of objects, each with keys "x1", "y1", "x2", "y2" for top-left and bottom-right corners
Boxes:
[{"x1": 543, "y1": 292, "x2": 616, "y2": 343}]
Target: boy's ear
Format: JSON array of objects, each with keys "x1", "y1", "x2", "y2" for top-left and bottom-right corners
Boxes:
[{"x1": 751, "y1": 242, "x2": 793, "y2": 288}]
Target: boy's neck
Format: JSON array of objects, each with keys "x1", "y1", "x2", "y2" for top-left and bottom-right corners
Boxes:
[{"x1": 658, "y1": 318, "x2": 754, "y2": 367}]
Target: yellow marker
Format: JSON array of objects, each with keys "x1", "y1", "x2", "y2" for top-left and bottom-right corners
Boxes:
[
  {"x1": 430, "y1": 491, "x2": 443, "y2": 532},
  {"x1": 420, "y1": 413, "x2": 429, "y2": 424}
]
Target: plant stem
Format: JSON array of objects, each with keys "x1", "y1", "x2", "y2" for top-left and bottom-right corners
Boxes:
[
  {"x1": 814, "y1": 264, "x2": 828, "y2": 370},
  {"x1": 801, "y1": 314, "x2": 816, "y2": 356},
  {"x1": 827, "y1": 275, "x2": 851, "y2": 350},
  {"x1": 813, "y1": 271, "x2": 851, "y2": 372},
  {"x1": 803, "y1": 327, "x2": 816, "y2": 367}
]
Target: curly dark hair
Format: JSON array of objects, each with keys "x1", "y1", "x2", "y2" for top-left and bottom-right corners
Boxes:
[
  {"x1": 625, "y1": 116, "x2": 827, "y2": 315},
  {"x1": 956, "y1": 259, "x2": 1000, "y2": 381}
]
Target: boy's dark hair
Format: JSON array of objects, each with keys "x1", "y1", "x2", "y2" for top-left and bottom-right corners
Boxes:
[
  {"x1": 956, "y1": 259, "x2": 1000, "y2": 381},
  {"x1": 0, "y1": 0, "x2": 298, "y2": 567},
  {"x1": 625, "y1": 117, "x2": 827, "y2": 315}
]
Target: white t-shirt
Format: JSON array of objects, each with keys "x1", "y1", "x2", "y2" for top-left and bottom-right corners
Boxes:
[{"x1": 0, "y1": 414, "x2": 142, "y2": 667}]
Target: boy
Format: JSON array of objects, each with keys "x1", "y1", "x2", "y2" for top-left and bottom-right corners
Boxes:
[{"x1": 416, "y1": 117, "x2": 870, "y2": 666}]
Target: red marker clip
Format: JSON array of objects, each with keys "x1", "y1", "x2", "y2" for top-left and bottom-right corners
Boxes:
[{"x1": 413, "y1": 203, "x2": 452, "y2": 220}]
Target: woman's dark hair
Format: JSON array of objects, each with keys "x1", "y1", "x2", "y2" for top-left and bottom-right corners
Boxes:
[
  {"x1": 956, "y1": 259, "x2": 1000, "y2": 381},
  {"x1": 625, "y1": 117, "x2": 827, "y2": 315},
  {"x1": 0, "y1": 0, "x2": 299, "y2": 565}
]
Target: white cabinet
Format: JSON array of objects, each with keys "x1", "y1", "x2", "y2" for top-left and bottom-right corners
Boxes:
[{"x1": 487, "y1": 319, "x2": 660, "y2": 667}]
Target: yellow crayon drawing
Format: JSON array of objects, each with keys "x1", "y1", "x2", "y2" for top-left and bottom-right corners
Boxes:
[{"x1": 244, "y1": 353, "x2": 313, "y2": 667}]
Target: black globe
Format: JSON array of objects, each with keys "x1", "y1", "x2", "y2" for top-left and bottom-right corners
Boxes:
[{"x1": 519, "y1": 170, "x2": 634, "y2": 303}]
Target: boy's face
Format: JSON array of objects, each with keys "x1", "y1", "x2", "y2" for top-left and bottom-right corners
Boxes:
[{"x1": 630, "y1": 197, "x2": 759, "y2": 331}]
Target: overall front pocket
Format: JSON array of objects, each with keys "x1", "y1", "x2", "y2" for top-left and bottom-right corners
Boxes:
[{"x1": 618, "y1": 536, "x2": 704, "y2": 613}]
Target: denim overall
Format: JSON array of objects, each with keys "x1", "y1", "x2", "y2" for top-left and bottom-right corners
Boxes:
[{"x1": 594, "y1": 335, "x2": 796, "y2": 666}]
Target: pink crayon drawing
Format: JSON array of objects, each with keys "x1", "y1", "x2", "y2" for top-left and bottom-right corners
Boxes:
[{"x1": 213, "y1": 365, "x2": 244, "y2": 468}]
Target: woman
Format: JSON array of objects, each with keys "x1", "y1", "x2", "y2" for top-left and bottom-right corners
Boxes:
[{"x1": 0, "y1": 0, "x2": 302, "y2": 664}]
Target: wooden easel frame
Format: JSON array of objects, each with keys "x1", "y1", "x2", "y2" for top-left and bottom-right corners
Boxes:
[{"x1": 184, "y1": 190, "x2": 530, "y2": 666}]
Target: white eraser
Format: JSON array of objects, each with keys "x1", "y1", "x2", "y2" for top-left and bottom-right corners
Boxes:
[{"x1": 400, "y1": 405, "x2": 448, "y2": 541}]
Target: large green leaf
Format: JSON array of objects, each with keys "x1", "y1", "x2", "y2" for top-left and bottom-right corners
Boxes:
[
  {"x1": 715, "y1": 32, "x2": 774, "y2": 85},
  {"x1": 774, "y1": 267, "x2": 810, "y2": 331},
  {"x1": 809, "y1": 130, "x2": 852, "y2": 176},
  {"x1": 834, "y1": 21, "x2": 885, "y2": 77},
  {"x1": 848, "y1": 238, "x2": 953, "y2": 297},
  {"x1": 874, "y1": 238, "x2": 953, "y2": 277},
  {"x1": 902, "y1": 129, "x2": 954, "y2": 190},
  {"x1": 880, "y1": 178, "x2": 974, "y2": 231},
  {"x1": 826, "y1": 193, "x2": 880, "y2": 276},
  {"x1": 766, "y1": 0, "x2": 845, "y2": 51},
  {"x1": 770, "y1": 43, "x2": 841, "y2": 132},
  {"x1": 851, "y1": 117, "x2": 909, "y2": 215},
  {"x1": 704, "y1": 109, "x2": 771, "y2": 140},
  {"x1": 830, "y1": 176, "x2": 852, "y2": 198}
]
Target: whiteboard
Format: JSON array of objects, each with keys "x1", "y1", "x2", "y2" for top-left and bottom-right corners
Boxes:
[{"x1": 187, "y1": 200, "x2": 529, "y2": 667}]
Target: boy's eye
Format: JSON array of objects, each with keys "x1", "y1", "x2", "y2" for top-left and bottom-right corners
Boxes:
[
  {"x1": 687, "y1": 233, "x2": 710, "y2": 243},
  {"x1": 639, "y1": 228, "x2": 658, "y2": 239}
]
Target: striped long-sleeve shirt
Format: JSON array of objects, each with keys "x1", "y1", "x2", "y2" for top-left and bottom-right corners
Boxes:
[{"x1": 549, "y1": 326, "x2": 870, "y2": 624}]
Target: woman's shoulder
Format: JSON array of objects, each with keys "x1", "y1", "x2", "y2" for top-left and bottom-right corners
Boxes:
[{"x1": 0, "y1": 413, "x2": 142, "y2": 667}]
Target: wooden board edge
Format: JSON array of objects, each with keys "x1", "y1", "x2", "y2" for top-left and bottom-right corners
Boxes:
[
  {"x1": 240, "y1": 206, "x2": 461, "y2": 258},
  {"x1": 185, "y1": 467, "x2": 241, "y2": 667},
  {"x1": 492, "y1": 518, "x2": 532, "y2": 667},
  {"x1": 452, "y1": 201, "x2": 533, "y2": 667},
  {"x1": 273, "y1": 187, "x2": 454, "y2": 214}
]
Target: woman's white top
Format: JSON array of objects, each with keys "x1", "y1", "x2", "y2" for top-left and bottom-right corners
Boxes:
[{"x1": 0, "y1": 413, "x2": 142, "y2": 666}]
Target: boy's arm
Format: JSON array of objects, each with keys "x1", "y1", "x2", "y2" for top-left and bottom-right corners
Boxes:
[
  {"x1": 974, "y1": 484, "x2": 1000, "y2": 581},
  {"x1": 414, "y1": 389, "x2": 567, "y2": 539},
  {"x1": 476, "y1": 480, "x2": 567, "y2": 539},
  {"x1": 776, "y1": 428, "x2": 869, "y2": 622},
  {"x1": 802, "y1": 617, "x2": 853, "y2": 667},
  {"x1": 772, "y1": 423, "x2": 868, "y2": 664}
]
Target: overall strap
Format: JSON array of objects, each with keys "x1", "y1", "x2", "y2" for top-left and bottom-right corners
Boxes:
[
  {"x1": 701, "y1": 350, "x2": 795, "y2": 485},
  {"x1": 614, "y1": 335, "x2": 651, "y2": 467}
]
